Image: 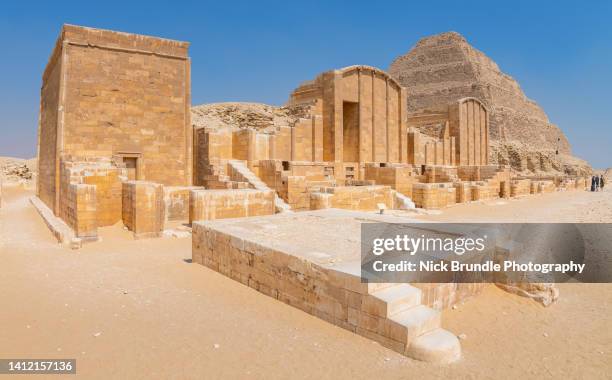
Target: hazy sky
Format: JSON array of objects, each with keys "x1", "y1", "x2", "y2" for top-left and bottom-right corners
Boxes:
[{"x1": 1, "y1": 0, "x2": 610, "y2": 168}]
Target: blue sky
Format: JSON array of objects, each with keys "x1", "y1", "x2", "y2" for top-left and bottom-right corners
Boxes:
[{"x1": 1, "y1": 0, "x2": 610, "y2": 168}]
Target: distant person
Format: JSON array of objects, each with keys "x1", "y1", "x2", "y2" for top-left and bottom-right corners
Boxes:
[
  {"x1": 591, "y1": 176, "x2": 596, "y2": 192},
  {"x1": 600, "y1": 175, "x2": 605, "y2": 190},
  {"x1": 595, "y1": 175, "x2": 600, "y2": 191}
]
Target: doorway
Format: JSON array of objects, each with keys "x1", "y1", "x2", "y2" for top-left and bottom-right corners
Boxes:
[
  {"x1": 123, "y1": 157, "x2": 138, "y2": 180},
  {"x1": 343, "y1": 101, "x2": 359, "y2": 162}
]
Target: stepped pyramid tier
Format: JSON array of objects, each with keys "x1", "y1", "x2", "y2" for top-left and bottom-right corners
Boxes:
[{"x1": 389, "y1": 31, "x2": 591, "y2": 176}]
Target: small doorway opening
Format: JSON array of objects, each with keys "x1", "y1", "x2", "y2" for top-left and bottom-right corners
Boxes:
[
  {"x1": 123, "y1": 157, "x2": 138, "y2": 180},
  {"x1": 499, "y1": 181, "x2": 507, "y2": 198}
]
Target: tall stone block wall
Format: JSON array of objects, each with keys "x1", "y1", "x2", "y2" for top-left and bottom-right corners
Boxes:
[
  {"x1": 292, "y1": 119, "x2": 314, "y2": 161},
  {"x1": 38, "y1": 24, "x2": 192, "y2": 219},
  {"x1": 449, "y1": 98, "x2": 489, "y2": 166},
  {"x1": 61, "y1": 25, "x2": 191, "y2": 185},
  {"x1": 407, "y1": 128, "x2": 424, "y2": 165},
  {"x1": 270, "y1": 127, "x2": 292, "y2": 161},
  {"x1": 37, "y1": 39, "x2": 63, "y2": 212}
]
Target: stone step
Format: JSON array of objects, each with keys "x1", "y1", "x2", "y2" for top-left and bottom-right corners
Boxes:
[
  {"x1": 364, "y1": 284, "x2": 422, "y2": 318},
  {"x1": 389, "y1": 305, "x2": 441, "y2": 344},
  {"x1": 406, "y1": 328, "x2": 461, "y2": 364}
]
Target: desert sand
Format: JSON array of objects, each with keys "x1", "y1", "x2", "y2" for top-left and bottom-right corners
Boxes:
[{"x1": 1, "y1": 183, "x2": 610, "y2": 379}]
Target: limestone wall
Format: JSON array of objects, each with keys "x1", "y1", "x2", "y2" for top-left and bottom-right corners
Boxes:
[
  {"x1": 189, "y1": 189, "x2": 275, "y2": 223},
  {"x1": 284, "y1": 176, "x2": 309, "y2": 211},
  {"x1": 364, "y1": 165, "x2": 418, "y2": 198},
  {"x1": 270, "y1": 127, "x2": 292, "y2": 161},
  {"x1": 258, "y1": 160, "x2": 284, "y2": 192},
  {"x1": 59, "y1": 157, "x2": 124, "y2": 227},
  {"x1": 37, "y1": 38, "x2": 63, "y2": 212},
  {"x1": 510, "y1": 179, "x2": 532, "y2": 197},
  {"x1": 531, "y1": 180, "x2": 555, "y2": 194},
  {"x1": 164, "y1": 186, "x2": 202, "y2": 222},
  {"x1": 288, "y1": 162, "x2": 327, "y2": 180},
  {"x1": 82, "y1": 171, "x2": 122, "y2": 227},
  {"x1": 292, "y1": 119, "x2": 313, "y2": 161},
  {"x1": 411, "y1": 183, "x2": 456, "y2": 209},
  {"x1": 38, "y1": 24, "x2": 192, "y2": 208},
  {"x1": 59, "y1": 183, "x2": 97, "y2": 239},
  {"x1": 122, "y1": 181, "x2": 165, "y2": 238},
  {"x1": 310, "y1": 185, "x2": 394, "y2": 211}
]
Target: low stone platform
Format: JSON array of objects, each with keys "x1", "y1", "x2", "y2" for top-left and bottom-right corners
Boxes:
[
  {"x1": 30, "y1": 196, "x2": 82, "y2": 248},
  {"x1": 192, "y1": 209, "x2": 461, "y2": 363}
]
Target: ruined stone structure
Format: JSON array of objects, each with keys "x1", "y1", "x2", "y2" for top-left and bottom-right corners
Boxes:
[
  {"x1": 406, "y1": 97, "x2": 489, "y2": 166},
  {"x1": 193, "y1": 66, "x2": 505, "y2": 213},
  {"x1": 34, "y1": 25, "x2": 592, "y2": 364},
  {"x1": 37, "y1": 25, "x2": 193, "y2": 239},
  {"x1": 389, "y1": 31, "x2": 591, "y2": 175},
  {"x1": 35, "y1": 25, "x2": 275, "y2": 241},
  {"x1": 288, "y1": 66, "x2": 409, "y2": 170}
]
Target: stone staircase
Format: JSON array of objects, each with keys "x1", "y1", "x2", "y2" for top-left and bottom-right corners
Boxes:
[
  {"x1": 365, "y1": 282, "x2": 461, "y2": 363},
  {"x1": 228, "y1": 160, "x2": 292, "y2": 213}
]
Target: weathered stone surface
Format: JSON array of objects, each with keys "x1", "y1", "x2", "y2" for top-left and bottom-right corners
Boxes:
[
  {"x1": 189, "y1": 188, "x2": 275, "y2": 223},
  {"x1": 389, "y1": 31, "x2": 590, "y2": 175},
  {"x1": 491, "y1": 141, "x2": 590, "y2": 176},
  {"x1": 191, "y1": 102, "x2": 310, "y2": 133},
  {"x1": 496, "y1": 282, "x2": 559, "y2": 307}
]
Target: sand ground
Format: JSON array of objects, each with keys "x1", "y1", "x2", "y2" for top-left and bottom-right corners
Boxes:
[{"x1": 0, "y1": 184, "x2": 610, "y2": 379}]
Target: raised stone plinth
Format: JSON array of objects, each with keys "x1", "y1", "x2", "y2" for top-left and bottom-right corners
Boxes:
[{"x1": 192, "y1": 209, "x2": 461, "y2": 363}]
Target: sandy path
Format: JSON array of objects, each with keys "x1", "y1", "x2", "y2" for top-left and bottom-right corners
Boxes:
[{"x1": 0, "y1": 184, "x2": 610, "y2": 379}]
